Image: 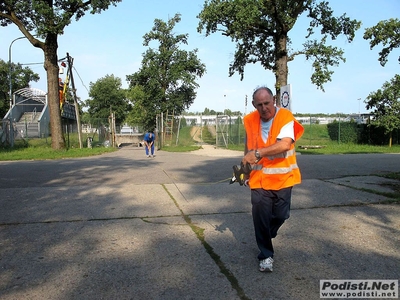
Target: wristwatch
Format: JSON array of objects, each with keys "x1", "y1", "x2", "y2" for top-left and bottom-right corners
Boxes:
[{"x1": 255, "y1": 149, "x2": 261, "y2": 160}]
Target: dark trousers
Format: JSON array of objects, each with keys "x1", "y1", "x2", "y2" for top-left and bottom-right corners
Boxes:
[{"x1": 251, "y1": 187, "x2": 292, "y2": 260}]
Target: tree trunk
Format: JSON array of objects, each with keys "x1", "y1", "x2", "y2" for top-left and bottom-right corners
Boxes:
[
  {"x1": 389, "y1": 131, "x2": 392, "y2": 148},
  {"x1": 43, "y1": 35, "x2": 65, "y2": 150},
  {"x1": 274, "y1": 35, "x2": 288, "y2": 107}
]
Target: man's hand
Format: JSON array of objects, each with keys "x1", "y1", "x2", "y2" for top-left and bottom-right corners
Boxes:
[
  {"x1": 242, "y1": 138, "x2": 292, "y2": 166},
  {"x1": 242, "y1": 150, "x2": 258, "y2": 166}
]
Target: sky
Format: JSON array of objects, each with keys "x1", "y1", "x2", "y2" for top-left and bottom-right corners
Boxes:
[{"x1": 1, "y1": 0, "x2": 399, "y2": 115}]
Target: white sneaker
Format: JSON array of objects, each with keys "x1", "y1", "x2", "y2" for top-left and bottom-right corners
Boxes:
[{"x1": 259, "y1": 257, "x2": 273, "y2": 272}]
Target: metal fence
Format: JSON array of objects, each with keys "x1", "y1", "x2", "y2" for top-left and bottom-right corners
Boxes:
[{"x1": 156, "y1": 114, "x2": 245, "y2": 148}]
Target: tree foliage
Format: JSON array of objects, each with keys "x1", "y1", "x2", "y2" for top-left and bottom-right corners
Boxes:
[
  {"x1": 85, "y1": 74, "x2": 130, "y2": 125},
  {"x1": 126, "y1": 13, "x2": 206, "y2": 130},
  {"x1": 197, "y1": 0, "x2": 361, "y2": 102},
  {"x1": 363, "y1": 18, "x2": 400, "y2": 67},
  {"x1": 363, "y1": 18, "x2": 400, "y2": 147},
  {"x1": 0, "y1": 59, "x2": 40, "y2": 118},
  {"x1": 124, "y1": 85, "x2": 149, "y2": 129},
  {"x1": 0, "y1": 0, "x2": 121, "y2": 149},
  {"x1": 366, "y1": 75, "x2": 400, "y2": 147}
]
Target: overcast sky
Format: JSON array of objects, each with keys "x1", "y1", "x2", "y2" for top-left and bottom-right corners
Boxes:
[{"x1": 1, "y1": 0, "x2": 399, "y2": 115}]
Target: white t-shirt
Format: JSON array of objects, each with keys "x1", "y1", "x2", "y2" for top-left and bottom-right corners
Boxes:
[{"x1": 261, "y1": 107, "x2": 295, "y2": 142}]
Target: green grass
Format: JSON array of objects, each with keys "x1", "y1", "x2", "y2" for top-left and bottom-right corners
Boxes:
[
  {"x1": 297, "y1": 141, "x2": 400, "y2": 155},
  {"x1": 0, "y1": 137, "x2": 117, "y2": 161},
  {"x1": 228, "y1": 142, "x2": 400, "y2": 155},
  {"x1": 227, "y1": 124, "x2": 400, "y2": 154},
  {"x1": 201, "y1": 126, "x2": 216, "y2": 145},
  {"x1": 161, "y1": 126, "x2": 202, "y2": 152},
  {"x1": 296, "y1": 124, "x2": 400, "y2": 155}
]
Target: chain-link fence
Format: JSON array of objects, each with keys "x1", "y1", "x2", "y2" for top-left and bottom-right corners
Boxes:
[
  {"x1": 1, "y1": 112, "x2": 148, "y2": 149},
  {"x1": 81, "y1": 118, "x2": 110, "y2": 144},
  {"x1": 0, "y1": 119, "x2": 14, "y2": 147},
  {"x1": 156, "y1": 114, "x2": 245, "y2": 148}
]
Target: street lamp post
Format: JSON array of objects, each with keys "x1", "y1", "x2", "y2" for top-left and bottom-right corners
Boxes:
[
  {"x1": 8, "y1": 36, "x2": 27, "y2": 147},
  {"x1": 9, "y1": 36, "x2": 26, "y2": 109},
  {"x1": 338, "y1": 112, "x2": 341, "y2": 144},
  {"x1": 244, "y1": 95, "x2": 248, "y2": 115},
  {"x1": 224, "y1": 94, "x2": 226, "y2": 115}
]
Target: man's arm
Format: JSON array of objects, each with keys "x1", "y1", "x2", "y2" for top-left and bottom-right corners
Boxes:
[
  {"x1": 242, "y1": 120, "x2": 295, "y2": 165},
  {"x1": 242, "y1": 138, "x2": 292, "y2": 165}
]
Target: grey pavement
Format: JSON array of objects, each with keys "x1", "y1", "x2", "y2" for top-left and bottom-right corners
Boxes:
[{"x1": 0, "y1": 146, "x2": 399, "y2": 300}]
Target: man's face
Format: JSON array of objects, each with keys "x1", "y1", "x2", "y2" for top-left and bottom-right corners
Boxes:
[{"x1": 252, "y1": 89, "x2": 276, "y2": 122}]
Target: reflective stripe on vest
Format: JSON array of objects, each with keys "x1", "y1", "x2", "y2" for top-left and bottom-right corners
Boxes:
[
  {"x1": 266, "y1": 148, "x2": 295, "y2": 160},
  {"x1": 262, "y1": 163, "x2": 299, "y2": 175},
  {"x1": 252, "y1": 149, "x2": 297, "y2": 171}
]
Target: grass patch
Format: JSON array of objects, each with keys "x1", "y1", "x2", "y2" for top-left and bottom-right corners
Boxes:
[
  {"x1": 296, "y1": 124, "x2": 400, "y2": 155},
  {"x1": 227, "y1": 142, "x2": 400, "y2": 155},
  {"x1": 379, "y1": 171, "x2": 400, "y2": 181},
  {"x1": 162, "y1": 126, "x2": 202, "y2": 152},
  {"x1": 0, "y1": 137, "x2": 117, "y2": 161},
  {"x1": 297, "y1": 141, "x2": 400, "y2": 155},
  {"x1": 202, "y1": 126, "x2": 216, "y2": 145},
  {"x1": 376, "y1": 172, "x2": 400, "y2": 200},
  {"x1": 226, "y1": 124, "x2": 400, "y2": 154}
]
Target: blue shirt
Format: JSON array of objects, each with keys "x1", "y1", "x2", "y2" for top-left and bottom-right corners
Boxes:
[{"x1": 144, "y1": 133, "x2": 154, "y2": 143}]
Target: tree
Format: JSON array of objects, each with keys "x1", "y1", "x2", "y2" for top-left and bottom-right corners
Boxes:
[
  {"x1": 197, "y1": 0, "x2": 361, "y2": 103},
  {"x1": 85, "y1": 74, "x2": 130, "y2": 126},
  {"x1": 203, "y1": 107, "x2": 211, "y2": 115},
  {"x1": 366, "y1": 75, "x2": 400, "y2": 147},
  {"x1": 224, "y1": 108, "x2": 232, "y2": 116},
  {"x1": 363, "y1": 18, "x2": 400, "y2": 147},
  {"x1": 203, "y1": 107, "x2": 222, "y2": 116},
  {"x1": 124, "y1": 85, "x2": 150, "y2": 129},
  {"x1": 126, "y1": 13, "x2": 206, "y2": 130},
  {"x1": 363, "y1": 18, "x2": 400, "y2": 67},
  {"x1": 0, "y1": 59, "x2": 40, "y2": 118},
  {"x1": 0, "y1": 0, "x2": 121, "y2": 149}
]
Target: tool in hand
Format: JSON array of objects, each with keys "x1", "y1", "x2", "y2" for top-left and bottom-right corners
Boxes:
[{"x1": 229, "y1": 162, "x2": 252, "y2": 185}]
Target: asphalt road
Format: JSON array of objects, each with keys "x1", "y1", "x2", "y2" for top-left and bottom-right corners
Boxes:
[
  {"x1": 1, "y1": 150, "x2": 399, "y2": 188},
  {"x1": 0, "y1": 147, "x2": 399, "y2": 300}
]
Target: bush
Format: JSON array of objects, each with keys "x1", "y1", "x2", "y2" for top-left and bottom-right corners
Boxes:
[{"x1": 327, "y1": 121, "x2": 359, "y2": 143}]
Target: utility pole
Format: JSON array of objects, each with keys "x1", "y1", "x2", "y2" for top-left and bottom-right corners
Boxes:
[{"x1": 66, "y1": 53, "x2": 83, "y2": 148}]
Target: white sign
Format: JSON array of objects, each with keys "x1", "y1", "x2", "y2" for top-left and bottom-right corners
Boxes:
[{"x1": 280, "y1": 84, "x2": 292, "y2": 111}]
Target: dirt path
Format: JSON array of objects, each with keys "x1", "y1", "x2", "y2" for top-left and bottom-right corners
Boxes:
[
  {"x1": 190, "y1": 126, "x2": 202, "y2": 143},
  {"x1": 190, "y1": 126, "x2": 216, "y2": 143}
]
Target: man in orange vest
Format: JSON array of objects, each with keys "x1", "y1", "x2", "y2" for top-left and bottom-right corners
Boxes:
[{"x1": 242, "y1": 86, "x2": 304, "y2": 272}]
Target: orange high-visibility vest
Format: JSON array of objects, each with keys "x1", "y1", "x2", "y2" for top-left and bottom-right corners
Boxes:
[{"x1": 244, "y1": 108, "x2": 304, "y2": 190}]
